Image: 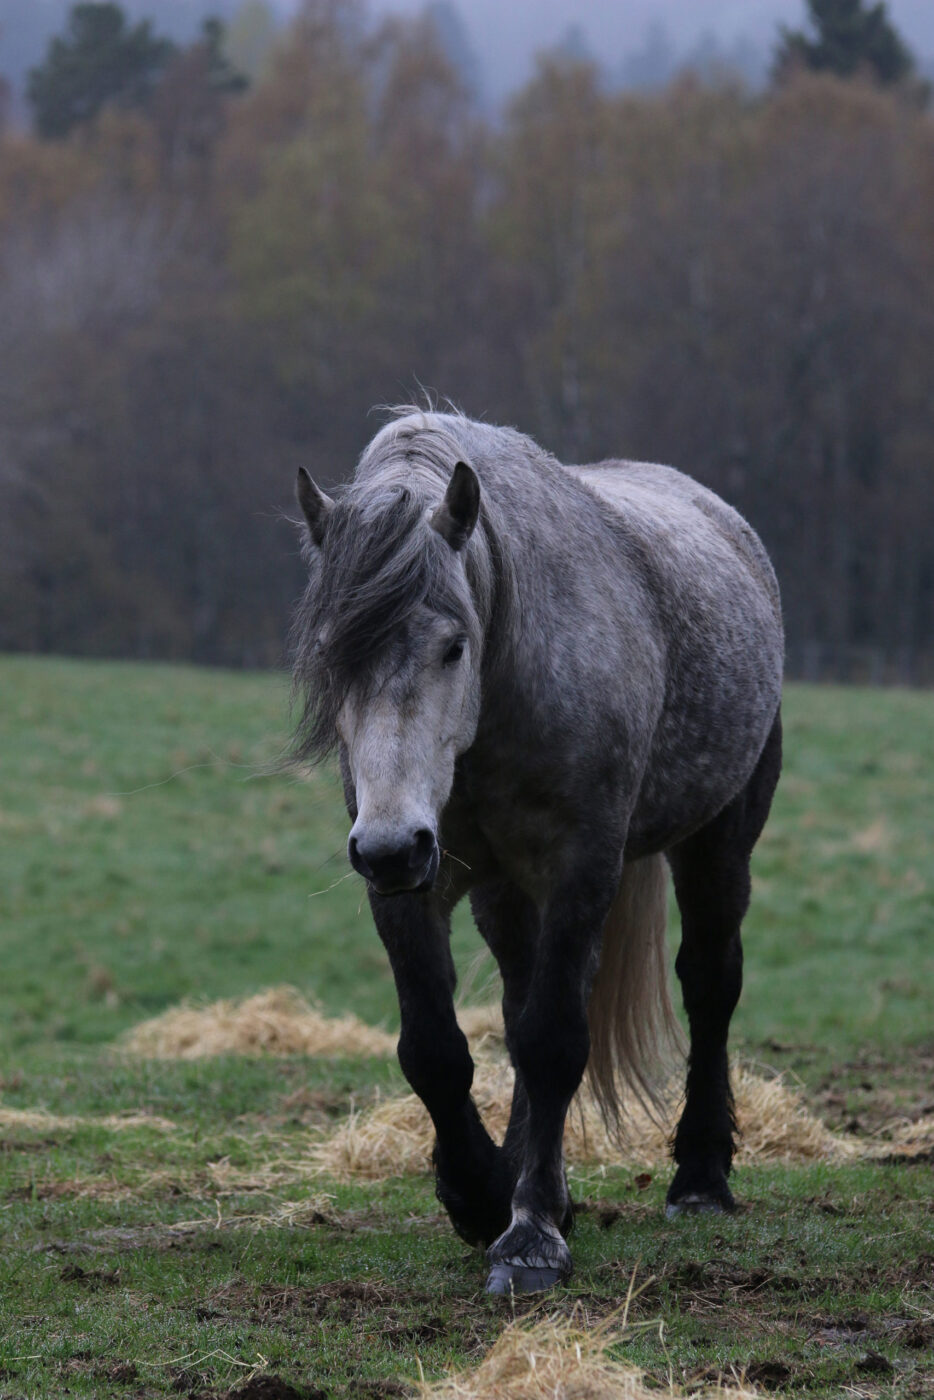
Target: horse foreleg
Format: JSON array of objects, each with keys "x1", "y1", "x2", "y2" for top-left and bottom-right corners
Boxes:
[
  {"x1": 483, "y1": 859, "x2": 618, "y2": 1294},
  {"x1": 666, "y1": 713, "x2": 782, "y2": 1216},
  {"x1": 470, "y1": 880, "x2": 539, "y2": 1184},
  {"x1": 368, "y1": 890, "x2": 513, "y2": 1247}
]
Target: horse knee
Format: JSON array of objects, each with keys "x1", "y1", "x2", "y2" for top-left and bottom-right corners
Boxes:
[{"x1": 397, "y1": 1023, "x2": 473, "y2": 1108}]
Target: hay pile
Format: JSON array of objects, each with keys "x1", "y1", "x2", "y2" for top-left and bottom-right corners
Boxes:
[
  {"x1": 312, "y1": 1059, "x2": 853, "y2": 1181},
  {"x1": 0, "y1": 1106, "x2": 176, "y2": 1134},
  {"x1": 456, "y1": 1002, "x2": 505, "y2": 1047},
  {"x1": 881, "y1": 1113, "x2": 934, "y2": 1157},
  {"x1": 121, "y1": 985, "x2": 504, "y2": 1061},
  {"x1": 118, "y1": 986, "x2": 857, "y2": 1175},
  {"x1": 121, "y1": 986, "x2": 397, "y2": 1059},
  {"x1": 416, "y1": 1309, "x2": 763, "y2": 1400}
]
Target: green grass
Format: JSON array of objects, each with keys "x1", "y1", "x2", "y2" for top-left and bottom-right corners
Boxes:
[{"x1": 0, "y1": 656, "x2": 931, "y2": 1398}]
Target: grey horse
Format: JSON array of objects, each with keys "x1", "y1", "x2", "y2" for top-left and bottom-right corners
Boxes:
[{"x1": 291, "y1": 409, "x2": 783, "y2": 1294}]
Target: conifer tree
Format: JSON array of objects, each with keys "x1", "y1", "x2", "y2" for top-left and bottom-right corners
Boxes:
[
  {"x1": 774, "y1": 0, "x2": 917, "y2": 88},
  {"x1": 27, "y1": 2, "x2": 175, "y2": 139}
]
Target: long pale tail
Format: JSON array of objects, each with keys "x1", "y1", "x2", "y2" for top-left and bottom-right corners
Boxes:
[{"x1": 586, "y1": 853, "x2": 685, "y2": 1131}]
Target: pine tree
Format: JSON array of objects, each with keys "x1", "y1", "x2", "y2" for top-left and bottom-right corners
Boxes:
[
  {"x1": 27, "y1": 3, "x2": 175, "y2": 139},
  {"x1": 774, "y1": 0, "x2": 917, "y2": 87}
]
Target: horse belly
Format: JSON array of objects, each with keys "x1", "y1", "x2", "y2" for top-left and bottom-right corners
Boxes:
[
  {"x1": 627, "y1": 617, "x2": 782, "y2": 854},
  {"x1": 575, "y1": 459, "x2": 783, "y2": 853}
]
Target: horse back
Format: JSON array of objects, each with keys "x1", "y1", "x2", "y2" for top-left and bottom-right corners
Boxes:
[{"x1": 572, "y1": 459, "x2": 780, "y2": 620}]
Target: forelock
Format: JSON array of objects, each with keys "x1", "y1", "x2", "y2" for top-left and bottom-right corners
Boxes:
[{"x1": 290, "y1": 480, "x2": 478, "y2": 762}]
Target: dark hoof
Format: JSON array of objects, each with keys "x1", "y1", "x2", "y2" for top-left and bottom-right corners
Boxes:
[
  {"x1": 665, "y1": 1194, "x2": 729, "y2": 1219},
  {"x1": 666, "y1": 1160, "x2": 735, "y2": 1218},
  {"x1": 485, "y1": 1263, "x2": 567, "y2": 1295}
]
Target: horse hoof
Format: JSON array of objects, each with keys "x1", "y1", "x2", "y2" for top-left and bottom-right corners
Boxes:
[
  {"x1": 485, "y1": 1263, "x2": 567, "y2": 1295},
  {"x1": 665, "y1": 1194, "x2": 727, "y2": 1219}
]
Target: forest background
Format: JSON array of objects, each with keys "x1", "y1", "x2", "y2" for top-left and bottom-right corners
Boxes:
[{"x1": 1, "y1": 0, "x2": 932, "y2": 683}]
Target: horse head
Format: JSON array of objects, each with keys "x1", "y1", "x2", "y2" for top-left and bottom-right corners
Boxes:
[{"x1": 294, "y1": 461, "x2": 483, "y2": 895}]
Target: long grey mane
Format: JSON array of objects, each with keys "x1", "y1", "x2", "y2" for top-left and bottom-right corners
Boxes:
[{"x1": 290, "y1": 411, "x2": 509, "y2": 763}]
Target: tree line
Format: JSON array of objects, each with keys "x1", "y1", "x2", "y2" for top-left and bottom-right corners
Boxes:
[{"x1": 1, "y1": 0, "x2": 932, "y2": 680}]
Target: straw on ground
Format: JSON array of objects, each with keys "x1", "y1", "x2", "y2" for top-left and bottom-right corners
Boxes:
[
  {"x1": 0, "y1": 1106, "x2": 177, "y2": 1134},
  {"x1": 416, "y1": 1307, "x2": 765, "y2": 1400},
  {"x1": 311, "y1": 1059, "x2": 858, "y2": 1181},
  {"x1": 116, "y1": 987, "x2": 932, "y2": 1180},
  {"x1": 120, "y1": 986, "x2": 397, "y2": 1059}
]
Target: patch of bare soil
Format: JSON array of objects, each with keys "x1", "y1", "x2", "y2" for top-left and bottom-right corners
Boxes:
[
  {"x1": 573, "y1": 1197, "x2": 656, "y2": 1229},
  {"x1": 170, "y1": 1373, "x2": 319, "y2": 1400},
  {"x1": 58, "y1": 1262, "x2": 121, "y2": 1289},
  {"x1": 347, "y1": 1383, "x2": 410, "y2": 1398},
  {"x1": 209, "y1": 1278, "x2": 434, "y2": 1327},
  {"x1": 0, "y1": 1135, "x2": 60, "y2": 1153},
  {"x1": 275, "y1": 1086, "x2": 352, "y2": 1129},
  {"x1": 793, "y1": 1044, "x2": 934, "y2": 1140},
  {"x1": 28, "y1": 1202, "x2": 401, "y2": 1261},
  {"x1": 7, "y1": 1175, "x2": 127, "y2": 1201},
  {"x1": 743, "y1": 1359, "x2": 793, "y2": 1389},
  {"x1": 604, "y1": 1253, "x2": 934, "y2": 1327},
  {"x1": 201, "y1": 1279, "x2": 498, "y2": 1376},
  {"x1": 876, "y1": 1144, "x2": 934, "y2": 1166},
  {"x1": 684, "y1": 1359, "x2": 797, "y2": 1392},
  {"x1": 42, "y1": 1354, "x2": 140, "y2": 1390}
]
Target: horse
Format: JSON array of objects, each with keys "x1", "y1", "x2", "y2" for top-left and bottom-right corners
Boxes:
[{"x1": 291, "y1": 409, "x2": 783, "y2": 1295}]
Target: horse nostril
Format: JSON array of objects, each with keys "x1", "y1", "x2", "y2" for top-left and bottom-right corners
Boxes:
[
  {"x1": 348, "y1": 835, "x2": 373, "y2": 879},
  {"x1": 348, "y1": 827, "x2": 437, "y2": 891},
  {"x1": 409, "y1": 828, "x2": 436, "y2": 870}
]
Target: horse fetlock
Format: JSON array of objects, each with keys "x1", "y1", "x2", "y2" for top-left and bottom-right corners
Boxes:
[
  {"x1": 432, "y1": 1141, "x2": 512, "y2": 1247},
  {"x1": 672, "y1": 1123, "x2": 735, "y2": 1175},
  {"x1": 434, "y1": 1178, "x2": 511, "y2": 1248},
  {"x1": 486, "y1": 1208, "x2": 572, "y2": 1279}
]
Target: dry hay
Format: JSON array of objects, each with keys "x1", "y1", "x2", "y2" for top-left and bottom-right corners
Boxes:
[
  {"x1": 0, "y1": 1106, "x2": 176, "y2": 1134},
  {"x1": 880, "y1": 1113, "x2": 934, "y2": 1157},
  {"x1": 416, "y1": 1307, "x2": 763, "y2": 1400},
  {"x1": 456, "y1": 1001, "x2": 505, "y2": 1047},
  {"x1": 120, "y1": 986, "x2": 505, "y2": 1061},
  {"x1": 115, "y1": 988, "x2": 870, "y2": 1179},
  {"x1": 163, "y1": 1193, "x2": 339, "y2": 1234},
  {"x1": 731, "y1": 1065, "x2": 860, "y2": 1164},
  {"x1": 312, "y1": 1060, "x2": 854, "y2": 1182},
  {"x1": 120, "y1": 987, "x2": 397, "y2": 1060},
  {"x1": 6, "y1": 1155, "x2": 332, "y2": 1207}
]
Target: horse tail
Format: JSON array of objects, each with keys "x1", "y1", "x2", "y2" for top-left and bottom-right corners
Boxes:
[{"x1": 586, "y1": 853, "x2": 684, "y2": 1132}]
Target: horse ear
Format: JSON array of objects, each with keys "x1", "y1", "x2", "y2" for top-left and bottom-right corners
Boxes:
[
  {"x1": 431, "y1": 462, "x2": 480, "y2": 551},
  {"x1": 296, "y1": 467, "x2": 334, "y2": 547}
]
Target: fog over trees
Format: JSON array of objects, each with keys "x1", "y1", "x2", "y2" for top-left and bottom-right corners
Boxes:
[
  {"x1": 1, "y1": 0, "x2": 932, "y2": 681},
  {"x1": 5, "y1": 0, "x2": 934, "y2": 113}
]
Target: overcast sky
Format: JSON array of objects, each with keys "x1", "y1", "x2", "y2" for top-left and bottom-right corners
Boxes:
[
  {"x1": 357, "y1": 0, "x2": 934, "y2": 100},
  {"x1": 4, "y1": 1, "x2": 932, "y2": 111}
]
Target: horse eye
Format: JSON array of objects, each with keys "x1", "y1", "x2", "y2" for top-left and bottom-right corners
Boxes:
[{"x1": 442, "y1": 637, "x2": 466, "y2": 666}]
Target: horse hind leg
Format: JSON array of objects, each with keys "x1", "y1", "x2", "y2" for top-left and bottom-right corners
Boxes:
[{"x1": 666, "y1": 711, "x2": 782, "y2": 1217}]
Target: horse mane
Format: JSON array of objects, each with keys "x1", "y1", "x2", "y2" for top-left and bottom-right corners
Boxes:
[{"x1": 290, "y1": 410, "x2": 504, "y2": 764}]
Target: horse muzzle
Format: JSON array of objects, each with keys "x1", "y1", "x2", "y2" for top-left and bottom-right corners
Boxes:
[{"x1": 347, "y1": 824, "x2": 440, "y2": 895}]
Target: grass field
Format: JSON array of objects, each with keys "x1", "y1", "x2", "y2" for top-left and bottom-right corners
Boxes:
[{"x1": 0, "y1": 656, "x2": 931, "y2": 1398}]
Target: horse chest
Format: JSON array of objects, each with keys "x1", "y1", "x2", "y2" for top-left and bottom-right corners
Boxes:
[{"x1": 444, "y1": 756, "x2": 623, "y2": 898}]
